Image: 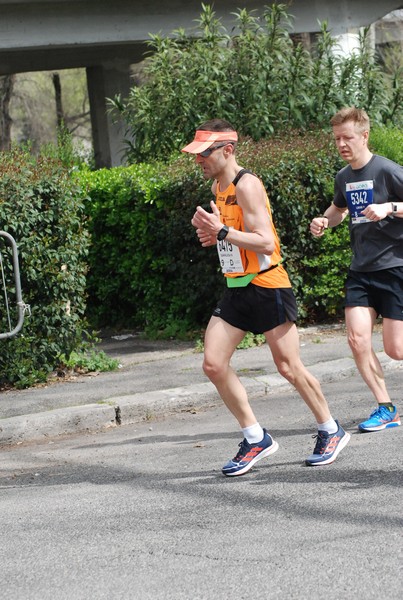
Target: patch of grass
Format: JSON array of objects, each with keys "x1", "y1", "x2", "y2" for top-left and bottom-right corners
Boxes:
[{"x1": 59, "y1": 350, "x2": 120, "y2": 373}]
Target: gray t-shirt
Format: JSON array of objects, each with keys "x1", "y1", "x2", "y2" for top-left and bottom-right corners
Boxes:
[{"x1": 333, "y1": 154, "x2": 403, "y2": 272}]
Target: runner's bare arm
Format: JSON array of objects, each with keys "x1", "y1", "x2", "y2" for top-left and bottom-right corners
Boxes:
[
  {"x1": 227, "y1": 174, "x2": 274, "y2": 255},
  {"x1": 310, "y1": 204, "x2": 348, "y2": 237}
]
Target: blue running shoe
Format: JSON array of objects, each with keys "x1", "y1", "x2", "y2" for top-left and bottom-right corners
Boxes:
[
  {"x1": 358, "y1": 405, "x2": 401, "y2": 432},
  {"x1": 222, "y1": 429, "x2": 279, "y2": 476},
  {"x1": 305, "y1": 420, "x2": 350, "y2": 466}
]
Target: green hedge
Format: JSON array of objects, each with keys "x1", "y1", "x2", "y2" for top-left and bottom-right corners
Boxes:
[
  {"x1": 369, "y1": 127, "x2": 403, "y2": 164},
  {"x1": 79, "y1": 160, "x2": 222, "y2": 336},
  {"x1": 0, "y1": 148, "x2": 89, "y2": 387}
]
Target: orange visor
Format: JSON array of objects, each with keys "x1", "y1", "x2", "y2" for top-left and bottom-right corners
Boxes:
[{"x1": 181, "y1": 130, "x2": 238, "y2": 154}]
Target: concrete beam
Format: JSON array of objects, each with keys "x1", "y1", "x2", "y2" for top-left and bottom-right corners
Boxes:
[
  {"x1": 0, "y1": 1, "x2": 402, "y2": 59},
  {"x1": 0, "y1": 43, "x2": 148, "y2": 75}
]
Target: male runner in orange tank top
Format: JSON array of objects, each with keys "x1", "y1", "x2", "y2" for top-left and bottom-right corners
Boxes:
[{"x1": 183, "y1": 118, "x2": 350, "y2": 475}]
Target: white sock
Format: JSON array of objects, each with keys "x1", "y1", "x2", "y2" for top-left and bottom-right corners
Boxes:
[
  {"x1": 318, "y1": 418, "x2": 338, "y2": 435},
  {"x1": 242, "y1": 423, "x2": 264, "y2": 444}
]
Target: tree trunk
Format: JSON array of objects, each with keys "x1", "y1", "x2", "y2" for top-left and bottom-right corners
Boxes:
[
  {"x1": 52, "y1": 72, "x2": 64, "y2": 128},
  {"x1": 0, "y1": 74, "x2": 15, "y2": 151}
]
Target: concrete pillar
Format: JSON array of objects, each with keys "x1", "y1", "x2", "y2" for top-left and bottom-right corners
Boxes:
[
  {"x1": 86, "y1": 61, "x2": 131, "y2": 168},
  {"x1": 335, "y1": 30, "x2": 361, "y2": 56}
]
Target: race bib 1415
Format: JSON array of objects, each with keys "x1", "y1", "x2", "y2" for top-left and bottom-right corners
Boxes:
[{"x1": 217, "y1": 239, "x2": 244, "y2": 273}]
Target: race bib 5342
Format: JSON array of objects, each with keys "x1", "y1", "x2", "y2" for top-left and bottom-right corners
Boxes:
[{"x1": 346, "y1": 180, "x2": 374, "y2": 224}]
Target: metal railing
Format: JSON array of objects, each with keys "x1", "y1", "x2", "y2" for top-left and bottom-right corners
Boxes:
[{"x1": 0, "y1": 231, "x2": 30, "y2": 339}]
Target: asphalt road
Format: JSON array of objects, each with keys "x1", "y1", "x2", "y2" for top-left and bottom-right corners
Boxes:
[{"x1": 0, "y1": 363, "x2": 402, "y2": 600}]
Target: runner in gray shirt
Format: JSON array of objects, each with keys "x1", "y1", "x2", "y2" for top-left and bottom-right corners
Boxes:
[{"x1": 310, "y1": 107, "x2": 403, "y2": 433}]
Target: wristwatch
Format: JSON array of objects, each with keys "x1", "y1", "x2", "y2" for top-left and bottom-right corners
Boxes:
[{"x1": 217, "y1": 225, "x2": 229, "y2": 241}]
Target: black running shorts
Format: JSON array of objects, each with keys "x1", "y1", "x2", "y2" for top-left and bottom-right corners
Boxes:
[
  {"x1": 344, "y1": 267, "x2": 403, "y2": 320},
  {"x1": 212, "y1": 284, "x2": 298, "y2": 334}
]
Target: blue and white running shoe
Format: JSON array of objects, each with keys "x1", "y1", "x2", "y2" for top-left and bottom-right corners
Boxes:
[
  {"x1": 358, "y1": 405, "x2": 401, "y2": 432},
  {"x1": 305, "y1": 420, "x2": 350, "y2": 466},
  {"x1": 222, "y1": 429, "x2": 279, "y2": 476}
]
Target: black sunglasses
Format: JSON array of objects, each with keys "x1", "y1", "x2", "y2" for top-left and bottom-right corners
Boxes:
[{"x1": 198, "y1": 142, "x2": 233, "y2": 158}]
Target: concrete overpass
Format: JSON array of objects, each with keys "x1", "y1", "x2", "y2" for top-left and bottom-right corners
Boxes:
[{"x1": 0, "y1": 0, "x2": 402, "y2": 167}]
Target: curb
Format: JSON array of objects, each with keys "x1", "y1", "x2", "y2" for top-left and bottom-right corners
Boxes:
[{"x1": 0, "y1": 404, "x2": 117, "y2": 446}]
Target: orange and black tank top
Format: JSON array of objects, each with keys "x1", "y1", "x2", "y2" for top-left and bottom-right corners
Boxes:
[{"x1": 215, "y1": 169, "x2": 291, "y2": 289}]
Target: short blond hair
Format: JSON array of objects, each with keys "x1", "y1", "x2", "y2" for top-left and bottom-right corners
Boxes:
[{"x1": 330, "y1": 107, "x2": 370, "y2": 134}]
